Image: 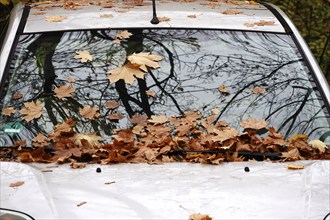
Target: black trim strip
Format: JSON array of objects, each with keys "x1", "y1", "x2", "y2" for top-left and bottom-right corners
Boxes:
[
  {"x1": 0, "y1": 5, "x2": 30, "y2": 100},
  {"x1": 259, "y1": 2, "x2": 293, "y2": 34}
]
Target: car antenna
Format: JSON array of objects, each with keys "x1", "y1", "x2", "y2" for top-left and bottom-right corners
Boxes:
[{"x1": 150, "y1": 0, "x2": 159, "y2": 24}]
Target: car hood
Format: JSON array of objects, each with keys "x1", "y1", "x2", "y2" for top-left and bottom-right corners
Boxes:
[{"x1": 1, "y1": 161, "x2": 329, "y2": 219}]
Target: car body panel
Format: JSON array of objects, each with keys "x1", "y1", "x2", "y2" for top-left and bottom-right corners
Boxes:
[{"x1": 24, "y1": 1, "x2": 285, "y2": 33}]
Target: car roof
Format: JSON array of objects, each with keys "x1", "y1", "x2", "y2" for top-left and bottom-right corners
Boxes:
[{"x1": 24, "y1": 0, "x2": 285, "y2": 33}]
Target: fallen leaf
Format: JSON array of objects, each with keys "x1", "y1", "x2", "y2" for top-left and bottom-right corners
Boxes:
[
  {"x1": 2, "y1": 107, "x2": 16, "y2": 116},
  {"x1": 9, "y1": 181, "x2": 25, "y2": 188},
  {"x1": 116, "y1": 30, "x2": 132, "y2": 39},
  {"x1": 187, "y1": 14, "x2": 197, "y2": 18},
  {"x1": 128, "y1": 52, "x2": 163, "y2": 72},
  {"x1": 129, "y1": 114, "x2": 148, "y2": 124},
  {"x1": 32, "y1": 133, "x2": 48, "y2": 147},
  {"x1": 108, "y1": 113, "x2": 124, "y2": 121},
  {"x1": 112, "y1": 39, "x2": 121, "y2": 44},
  {"x1": 105, "y1": 101, "x2": 119, "y2": 109},
  {"x1": 54, "y1": 84, "x2": 76, "y2": 99},
  {"x1": 286, "y1": 163, "x2": 304, "y2": 170},
  {"x1": 74, "y1": 50, "x2": 93, "y2": 63},
  {"x1": 252, "y1": 86, "x2": 266, "y2": 94},
  {"x1": 113, "y1": 129, "x2": 135, "y2": 143},
  {"x1": 19, "y1": 100, "x2": 43, "y2": 122},
  {"x1": 148, "y1": 115, "x2": 168, "y2": 124},
  {"x1": 146, "y1": 89, "x2": 157, "y2": 97},
  {"x1": 100, "y1": 14, "x2": 113, "y2": 18},
  {"x1": 73, "y1": 132, "x2": 104, "y2": 146},
  {"x1": 67, "y1": 77, "x2": 76, "y2": 83},
  {"x1": 240, "y1": 117, "x2": 267, "y2": 130},
  {"x1": 12, "y1": 92, "x2": 23, "y2": 100},
  {"x1": 222, "y1": 9, "x2": 243, "y2": 15},
  {"x1": 70, "y1": 161, "x2": 86, "y2": 169},
  {"x1": 45, "y1": 15, "x2": 67, "y2": 22},
  {"x1": 255, "y1": 20, "x2": 275, "y2": 26},
  {"x1": 211, "y1": 108, "x2": 220, "y2": 115},
  {"x1": 108, "y1": 62, "x2": 146, "y2": 84},
  {"x1": 218, "y1": 84, "x2": 229, "y2": 94},
  {"x1": 77, "y1": 201, "x2": 87, "y2": 207},
  {"x1": 79, "y1": 106, "x2": 100, "y2": 120},
  {"x1": 158, "y1": 16, "x2": 170, "y2": 22},
  {"x1": 309, "y1": 140, "x2": 328, "y2": 153},
  {"x1": 189, "y1": 213, "x2": 213, "y2": 220}
]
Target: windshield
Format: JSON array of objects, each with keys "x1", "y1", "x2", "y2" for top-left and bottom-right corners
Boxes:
[{"x1": 0, "y1": 29, "x2": 329, "y2": 149}]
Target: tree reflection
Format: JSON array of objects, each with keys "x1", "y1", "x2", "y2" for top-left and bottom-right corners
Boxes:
[{"x1": 0, "y1": 29, "x2": 329, "y2": 147}]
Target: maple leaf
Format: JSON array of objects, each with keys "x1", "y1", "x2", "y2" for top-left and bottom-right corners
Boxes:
[
  {"x1": 105, "y1": 100, "x2": 119, "y2": 109},
  {"x1": 2, "y1": 107, "x2": 16, "y2": 116},
  {"x1": 129, "y1": 114, "x2": 148, "y2": 124},
  {"x1": 211, "y1": 108, "x2": 220, "y2": 115},
  {"x1": 9, "y1": 181, "x2": 25, "y2": 188},
  {"x1": 12, "y1": 92, "x2": 23, "y2": 100},
  {"x1": 32, "y1": 133, "x2": 48, "y2": 147},
  {"x1": 222, "y1": 9, "x2": 243, "y2": 15},
  {"x1": 19, "y1": 100, "x2": 43, "y2": 122},
  {"x1": 74, "y1": 50, "x2": 93, "y2": 63},
  {"x1": 128, "y1": 52, "x2": 163, "y2": 72},
  {"x1": 45, "y1": 15, "x2": 67, "y2": 22},
  {"x1": 148, "y1": 115, "x2": 168, "y2": 124},
  {"x1": 309, "y1": 140, "x2": 328, "y2": 153},
  {"x1": 112, "y1": 39, "x2": 121, "y2": 44},
  {"x1": 252, "y1": 86, "x2": 266, "y2": 94},
  {"x1": 108, "y1": 113, "x2": 124, "y2": 121},
  {"x1": 189, "y1": 213, "x2": 212, "y2": 220},
  {"x1": 282, "y1": 148, "x2": 303, "y2": 160},
  {"x1": 79, "y1": 106, "x2": 100, "y2": 120},
  {"x1": 108, "y1": 62, "x2": 145, "y2": 84},
  {"x1": 240, "y1": 117, "x2": 267, "y2": 130},
  {"x1": 113, "y1": 129, "x2": 135, "y2": 143},
  {"x1": 54, "y1": 84, "x2": 76, "y2": 99},
  {"x1": 71, "y1": 161, "x2": 86, "y2": 169},
  {"x1": 116, "y1": 30, "x2": 132, "y2": 39}
]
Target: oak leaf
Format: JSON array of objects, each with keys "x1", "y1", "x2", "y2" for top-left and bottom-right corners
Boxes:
[
  {"x1": 79, "y1": 106, "x2": 100, "y2": 120},
  {"x1": 19, "y1": 100, "x2": 43, "y2": 122},
  {"x1": 75, "y1": 50, "x2": 93, "y2": 63},
  {"x1": 2, "y1": 107, "x2": 16, "y2": 116},
  {"x1": 54, "y1": 84, "x2": 76, "y2": 99},
  {"x1": 108, "y1": 62, "x2": 145, "y2": 84},
  {"x1": 128, "y1": 52, "x2": 163, "y2": 72}
]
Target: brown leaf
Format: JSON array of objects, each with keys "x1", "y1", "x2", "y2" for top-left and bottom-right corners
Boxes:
[
  {"x1": 148, "y1": 115, "x2": 168, "y2": 124},
  {"x1": 189, "y1": 213, "x2": 213, "y2": 220},
  {"x1": 9, "y1": 181, "x2": 25, "y2": 188},
  {"x1": 113, "y1": 129, "x2": 135, "y2": 143},
  {"x1": 70, "y1": 161, "x2": 86, "y2": 169},
  {"x1": 67, "y1": 77, "x2": 76, "y2": 83},
  {"x1": 218, "y1": 84, "x2": 229, "y2": 94},
  {"x1": 116, "y1": 30, "x2": 132, "y2": 39},
  {"x1": 108, "y1": 113, "x2": 124, "y2": 121},
  {"x1": 222, "y1": 8, "x2": 243, "y2": 15},
  {"x1": 112, "y1": 39, "x2": 121, "y2": 44},
  {"x1": 255, "y1": 20, "x2": 275, "y2": 26},
  {"x1": 105, "y1": 101, "x2": 119, "y2": 109},
  {"x1": 74, "y1": 50, "x2": 93, "y2": 62},
  {"x1": 158, "y1": 16, "x2": 170, "y2": 22},
  {"x1": 129, "y1": 114, "x2": 148, "y2": 124},
  {"x1": 100, "y1": 13, "x2": 113, "y2": 18},
  {"x1": 73, "y1": 132, "x2": 104, "y2": 146},
  {"x1": 252, "y1": 86, "x2": 266, "y2": 94},
  {"x1": 54, "y1": 84, "x2": 76, "y2": 99},
  {"x1": 45, "y1": 15, "x2": 67, "y2": 22},
  {"x1": 240, "y1": 117, "x2": 267, "y2": 130},
  {"x1": 32, "y1": 133, "x2": 48, "y2": 147},
  {"x1": 187, "y1": 14, "x2": 197, "y2": 18},
  {"x1": 12, "y1": 92, "x2": 23, "y2": 100},
  {"x1": 286, "y1": 163, "x2": 304, "y2": 170},
  {"x1": 128, "y1": 52, "x2": 163, "y2": 72},
  {"x1": 108, "y1": 62, "x2": 146, "y2": 84},
  {"x1": 2, "y1": 107, "x2": 16, "y2": 116},
  {"x1": 77, "y1": 201, "x2": 87, "y2": 207},
  {"x1": 79, "y1": 106, "x2": 100, "y2": 120},
  {"x1": 19, "y1": 100, "x2": 43, "y2": 122},
  {"x1": 146, "y1": 89, "x2": 157, "y2": 97},
  {"x1": 282, "y1": 148, "x2": 303, "y2": 160}
]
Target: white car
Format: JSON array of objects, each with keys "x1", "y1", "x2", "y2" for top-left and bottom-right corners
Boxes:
[{"x1": 0, "y1": 0, "x2": 330, "y2": 219}]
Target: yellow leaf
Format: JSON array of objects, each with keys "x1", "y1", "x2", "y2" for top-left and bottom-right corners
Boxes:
[
  {"x1": 108, "y1": 62, "x2": 146, "y2": 84},
  {"x1": 128, "y1": 52, "x2": 163, "y2": 72},
  {"x1": 309, "y1": 140, "x2": 328, "y2": 153},
  {"x1": 74, "y1": 50, "x2": 93, "y2": 63}
]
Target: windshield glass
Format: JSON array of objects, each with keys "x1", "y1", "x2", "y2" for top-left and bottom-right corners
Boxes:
[{"x1": 1, "y1": 29, "x2": 329, "y2": 148}]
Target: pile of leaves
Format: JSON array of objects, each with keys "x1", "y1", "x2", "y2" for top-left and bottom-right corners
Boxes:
[{"x1": 1, "y1": 111, "x2": 329, "y2": 168}]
